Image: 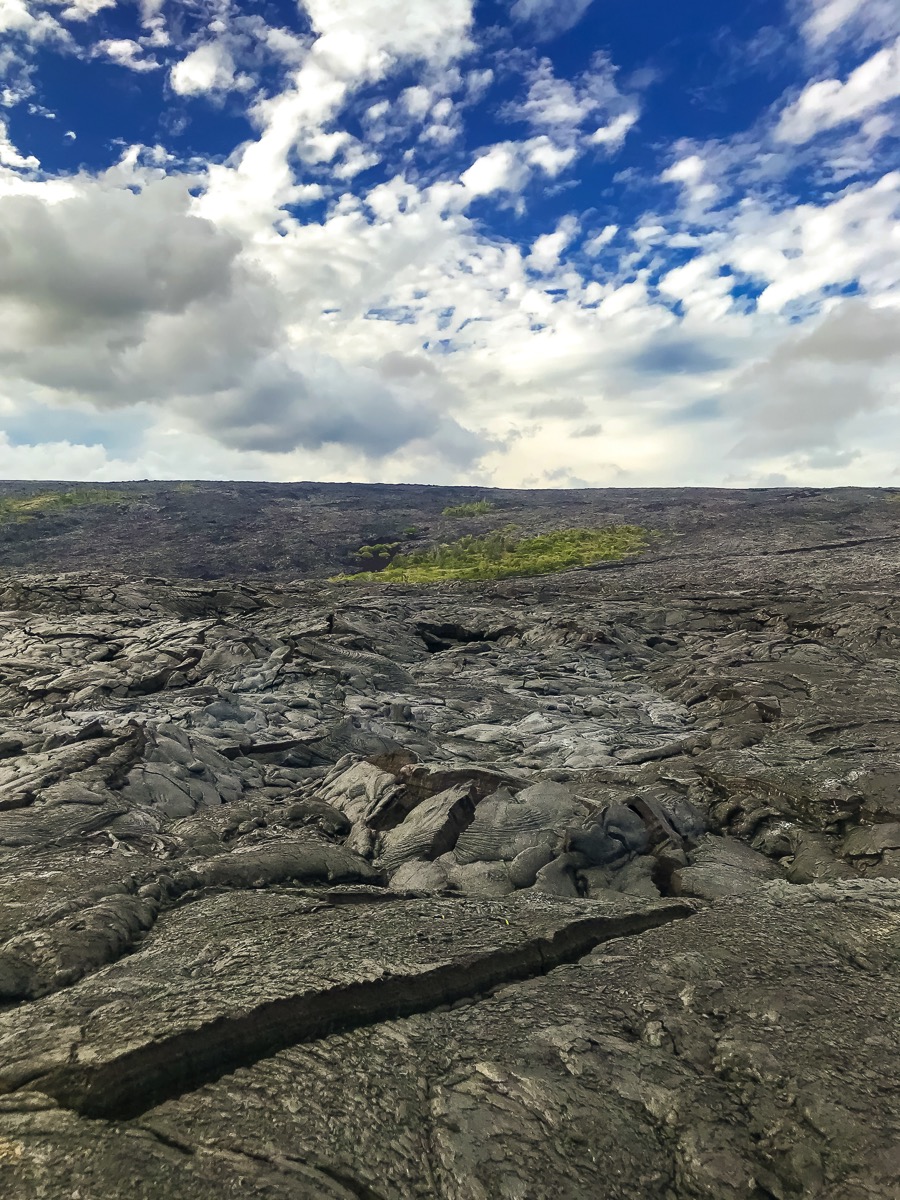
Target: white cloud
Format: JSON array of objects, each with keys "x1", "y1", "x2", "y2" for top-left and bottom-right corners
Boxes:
[
  {"x1": 137, "y1": 0, "x2": 167, "y2": 47},
  {"x1": 729, "y1": 300, "x2": 900, "y2": 456},
  {"x1": 658, "y1": 254, "x2": 733, "y2": 322},
  {"x1": 733, "y1": 171, "x2": 900, "y2": 312},
  {"x1": 95, "y1": 37, "x2": 159, "y2": 72},
  {"x1": 460, "y1": 144, "x2": 529, "y2": 196},
  {"x1": 0, "y1": 169, "x2": 491, "y2": 471},
  {"x1": 797, "y1": 0, "x2": 899, "y2": 48},
  {"x1": 302, "y1": 0, "x2": 474, "y2": 68},
  {"x1": 777, "y1": 35, "x2": 900, "y2": 142},
  {"x1": 55, "y1": 0, "x2": 116, "y2": 19},
  {"x1": 660, "y1": 154, "x2": 719, "y2": 208},
  {"x1": 0, "y1": 1, "x2": 70, "y2": 107},
  {"x1": 365, "y1": 98, "x2": 390, "y2": 121},
  {"x1": 465, "y1": 67, "x2": 492, "y2": 100},
  {"x1": 523, "y1": 135, "x2": 576, "y2": 175},
  {"x1": 800, "y1": 0, "x2": 869, "y2": 44},
  {"x1": 583, "y1": 224, "x2": 618, "y2": 255},
  {"x1": 193, "y1": 0, "x2": 476, "y2": 236},
  {"x1": 503, "y1": 54, "x2": 639, "y2": 170},
  {"x1": 512, "y1": 55, "x2": 636, "y2": 141},
  {"x1": 588, "y1": 109, "x2": 638, "y2": 150},
  {"x1": 509, "y1": 0, "x2": 594, "y2": 40},
  {"x1": 2, "y1": 0, "x2": 900, "y2": 491},
  {"x1": 0, "y1": 0, "x2": 68, "y2": 43},
  {"x1": 528, "y1": 215, "x2": 579, "y2": 272},
  {"x1": 3, "y1": 133, "x2": 899, "y2": 488},
  {"x1": 517, "y1": 62, "x2": 594, "y2": 130},
  {"x1": 170, "y1": 41, "x2": 237, "y2": 95},
  {"x1": 400, "y1": 85, "x2": 431, "y2": 117},
  {"x1": 0, "y1": 117, "x2": 39, "y2": 169}
]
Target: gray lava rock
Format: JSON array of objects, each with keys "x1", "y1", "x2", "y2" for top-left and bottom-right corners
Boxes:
[
  {"x1": 454, "y1": 782, "x2": 586, "y2": 864},
  {"x1": 843, "y1": 822, "x2": 900, "y2": 857},
  {"x1": 285, "y1": 799, "x2": 352, "y2": 839},
  {"x1": 3, "y1": 483, "x2": 900, "y2": 1196},
  {"x1": 377, "y1": 783, "x2": 476, "y2": 874},
  {"x1": 672, "y1": 835, "x2": 781, "y2": 899},
  {"x1": 446, "y1": 859, "x2": 515, "y2": 897},
  {"x1": 508, "y1": 843, "x2": 555, "y2": 889},
  {"x1": 581, "y1": 856, "x2": 660, "y2": 899}
]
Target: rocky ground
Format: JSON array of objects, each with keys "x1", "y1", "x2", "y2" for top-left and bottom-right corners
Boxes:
[
  {"x1": 0, "y1": 485, "x2": 899, "y2": 1198},
  {"x1": 0, "y1": 477, "x2": 896, "y2": 580}
]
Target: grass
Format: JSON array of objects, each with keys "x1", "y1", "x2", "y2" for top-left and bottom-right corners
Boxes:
[
  {"x1": 442, "y1": 500, "x2": 495, "y2": 517},
  {"x1": 332, "y1": 524, "x2": 650, "y2": 584},
  {"x1": 0, "y1": 488, "x2": 134, "y2": 523}
]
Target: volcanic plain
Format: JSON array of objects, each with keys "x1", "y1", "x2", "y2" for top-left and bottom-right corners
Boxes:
[{"x1": 0, "y1": 481, "x2": 898, "y2": 1199}]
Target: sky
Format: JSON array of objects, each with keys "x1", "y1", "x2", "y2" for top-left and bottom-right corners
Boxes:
[{"x1": 0, "y1": 0, "x2": 898, "y2": 487}]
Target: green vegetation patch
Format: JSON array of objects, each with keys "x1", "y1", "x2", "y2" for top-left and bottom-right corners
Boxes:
[
  {"x1": 352, "y1": 541, "x2": 401, "y2": 566},
  {"x1": 333, "y1": 524, "x2": 650, "y2": 584},
  {"x1": 0, "y1": 488, "x2": 134, "y2": 523},
  {"x1": 442, "y1": 500, "x2": 495, "y2": 517}
]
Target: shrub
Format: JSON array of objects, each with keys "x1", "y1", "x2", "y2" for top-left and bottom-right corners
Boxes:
[
  {"x1": 350, "y1": 541, "x2": 403, "y2": 570},
  {"x1": 442, "y1": 500, "x2": 495, "y2": 517},
  {"x1": 332, "y1": 524, "x2": 650, "y2": 584},
  {"x1": 353, "y1": 542, "x2": 401, "y2": 559}
]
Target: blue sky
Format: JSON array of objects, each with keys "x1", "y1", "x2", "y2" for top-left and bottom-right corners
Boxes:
[{"x1": 0, "y1": 0, "x2": 898, "y2": 486}]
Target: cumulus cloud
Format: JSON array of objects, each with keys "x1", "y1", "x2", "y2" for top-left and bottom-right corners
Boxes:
[
  {"x1": 583, "y1": 224, "x2": 618, "y2": 255},
  {"x1": 192, "y1": 0, "x2": 476, "y2": 235},
  {"x1": 1, "y1": 0, "x2": 65, "y2": 40},
  {"x1": 0, "y1": 0, "x2": 71, "y2": 67},
  {"x1": 0, "y1": 117, "x2": 39, "y2": 169},
  {"x1": 170, "y1": 41, "x2": 239, "y2": 95},
  {"x1": 777, "y1": 35, "x2": 900, "y2": 142},
  {"x1": 0, "y1": 182, "x2": 237, "y2": 332},
  {"x1": 732, "y1": 172, "x2": 900, "y2": 313},
  {"x1": 528, "y1": 215, "x2": 579, "y2": 272},
  {"x1": 191, "y1": 351, "x2": 483, "y2": 460},
  {"x1": 588, "y1": 110, "x2": 638, "y2": 150},
  {"x1": 779, "y1": 298, "x2": 900, "y2": 361},
  {"x1": 730, "y1": 301, "x2": 900, "y2": 455},
  {"x1": 303, "y1": 0, "x2": 474, "y2": 69},
  {"x1": 0, "y1": 174, "x2": 488, "y2": 468},
  {"x1": 460, "y1": 143, "x2": 530, "y2": 196},
  {"x1": 0, "y1": 0, "x2": 119, "y2": 106},
  {"x1": 508, "y1": 54, "x2": 639, "y2": 151},
  {"x1": 54, "y1": 0, "x2": 116, "y2": 19},
  {"x1": 660, "y1": 154, "x2": 719, "y2": 208},
  {"x1": 2, "y1": 0, "x2": 900, "y2": 490},
  {"x1": 490, "y1": 53, "x2": 638, "y2": 191},
  {"x1": 95, "y1": 37, "x2": 159, "y2": 72}
]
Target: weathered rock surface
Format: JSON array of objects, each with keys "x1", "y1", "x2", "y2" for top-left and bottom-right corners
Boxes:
[{"x1": 1, "y1": 484, "x2": 900, "y2": 1197}]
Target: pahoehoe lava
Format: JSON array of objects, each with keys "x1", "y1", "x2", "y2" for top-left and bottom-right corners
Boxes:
[
  {"x1": 0, "y1": 482, "x2": 899, "y2": 1200},
  {"x1": 31, "y1": 905, "x2": 692, "y2": 1120}
]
